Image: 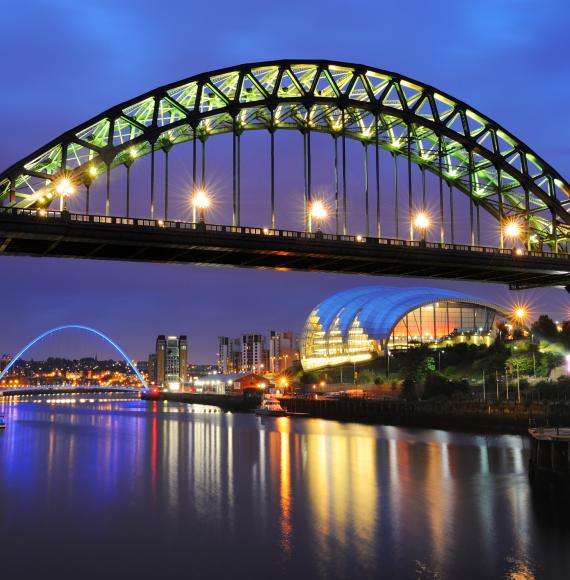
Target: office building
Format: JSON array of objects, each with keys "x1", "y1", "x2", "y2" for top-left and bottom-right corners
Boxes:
[
  {"x1": 241, "y1": 333, "x2": 266, "y2": 373},
  {"x1": 155, "y1": 335, "x2": 188, "y2": 389},
  {"x1": 269, "y1": 331, "x2": 296, "y2": 373},
  {"x1": 217, "y1": 337, "x2": 241, "y2": 374}
]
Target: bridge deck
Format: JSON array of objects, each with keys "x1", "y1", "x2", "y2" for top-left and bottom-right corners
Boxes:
[{"x1": 0, "y1": 209, "x2": 569, "y2": 289}]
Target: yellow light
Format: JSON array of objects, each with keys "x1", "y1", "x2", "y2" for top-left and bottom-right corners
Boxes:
[
  {"x1": 89, "y1": 166, "x2": 97, "y2": 177},
  {"x1": 55, "y1": 178, "x2": 74, "y2": 196},
  {"x1": 310, "y1": 200, "x2": 327, "y2": 221},
  {"x1": 192, "y1": 190, "x2": 210, "y2": 209},
  {"x1": 504, "y1": 221, "x2": 521, "y2": 239},
  {"x1": 515, "y1": 307, "x2": 525, "y2": 320},
  {"x1": 356, "y1": 235, "x2": 363, "y2": 242},
  {"x1": 130, "y1": 147, "x2": 137, "y2": 158},
  {"x1": 414, "y1": 212, "x2": 430, "y2": 230}
]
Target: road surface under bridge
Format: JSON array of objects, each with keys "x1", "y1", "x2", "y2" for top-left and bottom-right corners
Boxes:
[{"x1": 0, "y1": 207, "x2": 568, "y2": 289}]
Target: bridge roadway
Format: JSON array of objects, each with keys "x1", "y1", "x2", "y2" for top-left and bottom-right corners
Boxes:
[{"x1": 0, "y1": 208, "x2": 569, "y2": 290}]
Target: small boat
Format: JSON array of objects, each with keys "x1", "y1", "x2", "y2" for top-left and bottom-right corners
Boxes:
[
  {"x1": 0, "y1": 415, "x2": 5, "y2": 429},
  {"x1": 254, "y1": 396, "x2": 287, "y2": 417}
]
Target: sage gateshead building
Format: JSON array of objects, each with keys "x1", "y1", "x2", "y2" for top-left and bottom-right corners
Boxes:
[{"x1": 300, "y1": 286, "x2": 506, "y2": 371}]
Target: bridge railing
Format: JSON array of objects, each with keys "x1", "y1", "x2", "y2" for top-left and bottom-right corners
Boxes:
[{"x1": 0, "y1": 206, "x2": 567, "y2": 261}]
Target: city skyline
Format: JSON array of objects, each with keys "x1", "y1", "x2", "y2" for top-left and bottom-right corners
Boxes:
[{"x1": 1, "y1": 1, "x2": 570, "y2": 362}]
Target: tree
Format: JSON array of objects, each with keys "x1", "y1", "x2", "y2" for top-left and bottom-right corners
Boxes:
[
  {"x1": 399, "y1": 346, "x2": 435, "y2": 381},
  {"x1": 506, "y1": 354, "x2": 534, "y2": 376},
  {"x1": 423, "y1": 373, "x2": 469, "y2": 400},
  {"x1": 401, "y1": 375, "x2": 417, "y2": 401},
  {"x1": 531, "y1": 315, "x2": 559, "y2": 341}
]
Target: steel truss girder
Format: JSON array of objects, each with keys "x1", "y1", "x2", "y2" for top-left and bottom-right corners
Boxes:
[{"x1": 1, "y1": 59, "x2": 569, "y2": 245}]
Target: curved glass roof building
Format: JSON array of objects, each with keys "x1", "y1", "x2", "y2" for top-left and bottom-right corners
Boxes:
[{"x1": 300, "y1": 286, "x2": 506, "y2": 370}]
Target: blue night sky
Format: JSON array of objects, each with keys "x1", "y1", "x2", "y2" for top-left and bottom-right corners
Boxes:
[{"x1": 1, "y1": 0, "x2": 570, "y2": 362}]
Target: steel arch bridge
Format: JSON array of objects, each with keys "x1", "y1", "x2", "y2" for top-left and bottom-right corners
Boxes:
[
  {"x1": 0, "y1": 59, "x2": 569, "y2": 288},
  {"x1": 0, "y1": 325, "x2": 147, "y2": 388}
]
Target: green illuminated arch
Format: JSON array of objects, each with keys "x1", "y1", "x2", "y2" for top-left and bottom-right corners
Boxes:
[{"x1": 1, "y1": 59, "x2": 569, "y2": 246}]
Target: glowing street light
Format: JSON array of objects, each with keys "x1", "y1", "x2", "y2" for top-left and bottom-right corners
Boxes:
[
  {"x1": 55, "y1": 177, "x2": 75, "y2": 211},
  {"x1": 514, "y1": 306, "x2": 526, "y2": 323},
  {"x1": 192, "y1": 189, "x2": 210, "y2": 223},
  {"x1": 504, "y1": 220, "x2": 521, "y2": 249},
  {"x1": 309, "y1": 200, "x2": 327, "y2": 233},
  {"x1": 413, "y1": 211, "x2": 430, "y2": 242}
]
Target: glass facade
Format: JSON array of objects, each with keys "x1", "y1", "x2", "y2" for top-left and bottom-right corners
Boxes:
[
  {"x1": 389, "y1": 302, "x2": 496, "y2": 349},
  {"x1": 301, "y1": 293, "x2": 500, "y2": 371}
]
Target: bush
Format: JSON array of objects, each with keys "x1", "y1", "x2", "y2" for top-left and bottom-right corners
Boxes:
[
  {"x1": 401, "y1": 375, "x2": 417, "y2": 401},
  {"x1": 423, "y1": 373, "x2": 469, "y2": 400}
]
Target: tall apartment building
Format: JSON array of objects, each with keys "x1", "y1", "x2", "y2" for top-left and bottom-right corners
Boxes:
[
  {"x1": 269, "y1": 331, "x2": 296, "y2": 373},
  {"x1": 147, "y1": 353, "x2": 157, "y2": 385},
  {"x1": 155, "y1": 335, "x2": 188, "y2": 389},
  {"x1": 241, "y1": 333, "x2": 266, "y2": 373},
  {"x1": 217, "y1": 337, "x2": 241, "y2": 374}
]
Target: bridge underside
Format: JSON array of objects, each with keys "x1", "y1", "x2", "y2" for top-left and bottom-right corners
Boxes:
[{"x1": 0, "y1": 210, "x2": 569, "y2": 290}]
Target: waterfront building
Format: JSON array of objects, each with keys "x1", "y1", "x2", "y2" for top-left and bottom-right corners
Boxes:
[
  {"x1": 194, "y1": 372, "x2": 267, "y2": 394},
  {"x1": 155, "y1": 335, "x2": 188, "y2": 389},
  {"x1": 269, "y1": 331, "x2": 296, "y2": 373},
  {"x1": 217, "y1": 337, "x2": 241, "y2": 373},
  {"x1": 241, "y1": 334, "x2": 266, "y2": 373},
  {"x1": 300, "y1": 286, "x2": 506, "y2": 370}
]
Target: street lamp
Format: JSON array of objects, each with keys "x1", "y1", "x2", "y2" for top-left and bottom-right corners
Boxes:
[
  {"x1": 514, "y1": 307, "x2": 526, "y2": 323},
  {"x1": 56, "y1": 177, "x2": 75, "y2": 211},
  {"x1": 504, "y1": 220, "x2": 521, "y2": 250},
  {"x1": 413, "y1": 211, "x2": 430, "y2": 242},
  {"x1": 192, "y1": 189, "x2": 210, "y2": 223},
  {"x1": 309, "y1": 200, "x2": 327, "y2": 233}
]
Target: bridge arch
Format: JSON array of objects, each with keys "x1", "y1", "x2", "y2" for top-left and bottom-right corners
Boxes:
[
  {"x1": 1, "y1": 59, "x2": 569, "y2": 249},
  {"x1": 0, "y1": 325, "x2": 147, "y2": 388}
]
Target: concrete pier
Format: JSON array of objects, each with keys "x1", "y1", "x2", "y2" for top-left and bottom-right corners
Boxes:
[{"x1": 529, "y1": 428, "x2": 570, "y2": 483}]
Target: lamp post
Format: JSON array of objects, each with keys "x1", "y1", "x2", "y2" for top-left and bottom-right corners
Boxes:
[
  {"x1": 516, "y1": 361, "x2": 521, "y2": 403},
  {"x1": 413, "y1": 212, "x2": 430, "y2": 244},
  {"x1": 56, "y1": 178, "x2": 75, "y2": 211},
  {"x1": 309, "y1": 200, "x2": 327, "y2": 233},
  {"x1": 192, "y1": 189, "x2": 210, "y2": 224},
  {"x1": 504, "y1": 220, "x2": 521, "y2": 251}
]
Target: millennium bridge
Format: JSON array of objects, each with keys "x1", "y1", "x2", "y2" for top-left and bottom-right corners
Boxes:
[
  {"x1": 0, "y1": 59, "x2": 569, "y2": 289},
  {"x1": 0, "y1": 325, "x2": 147, "y2": 388}
]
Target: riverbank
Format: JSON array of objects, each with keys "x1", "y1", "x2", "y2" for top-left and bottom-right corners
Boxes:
[{"x1": 141, "y1": 391, "x2": 570, "y2": 434}]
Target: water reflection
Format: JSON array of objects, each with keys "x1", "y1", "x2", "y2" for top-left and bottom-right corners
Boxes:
[{"x1": 0, "y1": 396, "x2": 569, "y2": 579}]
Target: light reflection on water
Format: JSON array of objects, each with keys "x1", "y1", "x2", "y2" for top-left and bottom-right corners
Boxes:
[{"x1": 0, "y1": 395, "x2": 569, "y2": 580}]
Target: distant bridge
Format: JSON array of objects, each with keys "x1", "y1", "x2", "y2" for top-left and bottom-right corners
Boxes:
[
  {"x1": 0, "y1": 324, "x2": 147, "y2": 388},
  {"x1": 0, "y1": 60, "x2": 569, "y2": 289}
]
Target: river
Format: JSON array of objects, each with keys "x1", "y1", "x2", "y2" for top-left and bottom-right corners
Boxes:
[{"x1": 0, "y1": 394, "x2": 568, "y2": 579}]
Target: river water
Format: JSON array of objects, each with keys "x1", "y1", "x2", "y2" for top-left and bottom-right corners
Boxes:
[{"x1": 0, "y1": 394, "x2": 569, "y2": 579}]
